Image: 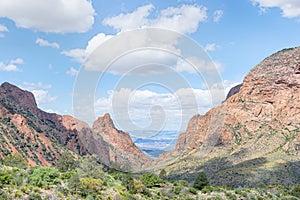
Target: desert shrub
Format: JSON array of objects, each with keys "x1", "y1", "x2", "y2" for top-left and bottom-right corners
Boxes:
[
  {"x1": 27, "y1": 167, "x2": 61, "y2": 187},
  {"x1": 173, "y1": 186, "x2": 182, "y2": 195},
  {"x1": 0, "y1": 189, "x2": 11, "y2": 200},
  {"x1": 193, "y1": 172, "x2": 209, "y2": 190},
  {"x1": 189, "y1": 187, "x2": 198, "y2": 194},
  {"x1": 159, "y1": 169, "x2": 167, "y2": 180},
  {"x1": 133, "y1": 179, "x2": 145, "y2": 194},
  {"x1": 291, "y1": 185, "x2": 300, "y2": 198},
  {"x1": 112, "y1": 172, "x2": 136, "y2": 193},
  {"x1": 201, "y1": 186, "x2": 213, "y2": 194},
  {"x1": 28, "y1": 192, "x2": 42, "y2": 200},
  {"x1": 67, "y1": 171, "x2": 82, "y2": 194},
  {"x1": 77, "y1": 155, "x2": 103, "y2": 178},
  {"x1": 61, "y1": 170, "x2": 76, "y2": 180},
  {"x1": 57, "y1": 152, "x2": 76, "y2": 172},
  {"x1": 0, "y1": 169, "x2": 14, "y2": 186},
  {"x1": 140, "y1": 173, "x2": 164, "y2": 188},
  {"x1": 173, "y1": 180, "x2": 189, "y2": 187},
  {"x1": 80, "y1": 177, "x2": 103, "y2": 197},
  {"x1": 3, "y1": 154, "x2": 27, "y2": 169}
]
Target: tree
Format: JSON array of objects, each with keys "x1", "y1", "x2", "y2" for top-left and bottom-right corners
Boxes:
[
  {"x1": 193, "y1": 172, "x2": 209, "y2": 190},
  {"x1": 77, "y1": 155, "x2": 103, "y2": 178},
  {"x1": 57, "y1": 152, "x2": 76, "y2": 172},
  {"x1": 159, "y1": 169, "x2": 167, "y2": 180},
  {"x1": 68, "y1": 171, "x2": 81, "y2": 194},
  {"x1": 28, "y1": 167, "x2": 61, "y2": 187},
  {"x1": 291, "y1": 185, "x2": 300, "y2": 198},
  {"x1": 3, "y1": 154, "x2": 27, "y2": 169},
  {"x1": 140, "y1": 173, "x2": 164, "y2": 188}
]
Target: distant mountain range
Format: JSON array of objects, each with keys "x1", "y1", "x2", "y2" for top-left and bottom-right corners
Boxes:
[
  {"x1": 130, "y1": 130, "x2": 178, "y2": 157},
  {"x1": 0, "y1": 47, "x2": 300, "y2": 187}
]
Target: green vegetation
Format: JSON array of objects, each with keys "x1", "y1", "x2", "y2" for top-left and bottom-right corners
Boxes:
[
  {"x1": 140, "y1": 173, "x2": 164, "y2": 187},
  {"x1": 3, "y1": 154, "x2": 27, "y2": 169},
  {"x1": 193, "y1": 171, "x2": 209, "y2": 190},
  {"x1": 0, "y1": 154, "x2": 299, "y2": 199},
  {"x1": 56, "y1": 151, "x2": 76, "y2": 172}
]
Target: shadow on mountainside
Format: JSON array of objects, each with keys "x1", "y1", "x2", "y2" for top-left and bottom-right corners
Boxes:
[{"x1": 168, "y1": 154, "x2": 300, "y2": 188}]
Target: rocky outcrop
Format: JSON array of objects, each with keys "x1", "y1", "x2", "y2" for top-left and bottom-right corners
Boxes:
[
  {"x1": 225, "y1": 84, "x2": 242, "y2": 100},
  {"x1": 0, "y1": 83, "x2": 151, "y2": 170},
  {"x1": 156, "y1": 47, "x2": 300, "y2": 187},
  {"x1": 90, "y1": 113, "x2": 152, "y2": 171}
]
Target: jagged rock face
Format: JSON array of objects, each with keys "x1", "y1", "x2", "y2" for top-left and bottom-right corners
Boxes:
[
  {"x1": 91, "y1": 113, "x2": 153, "y2": 171},
  {"x1": 225, "y1": 84, "x2": 242, "y2": 100},
  {"x1": 156, "y1": 47, "x2": 300, "y2": 187},
  {"x1": 0, "y1": 82, "x2": 38, "y2": 113},
  {"x1": 0, "y1": 82, "x2": 151, "y2": 170},
  {"x1": 0, "y1": 82, "x2": 89, "y2": 166}
]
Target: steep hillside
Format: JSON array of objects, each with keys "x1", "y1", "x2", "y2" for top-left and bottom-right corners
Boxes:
[
  {"x1": 0, "y1": 82, "x2": 151, "y2": 170},
  {"x1": 0, "y1": 82, "x2": 89, "y2": 166},
  {"x1": 80, "y1": 113, "x2": 153, "y2": 171},
  {"x1": 155, "y1": 47, "x2": 300, "y2": 187}
]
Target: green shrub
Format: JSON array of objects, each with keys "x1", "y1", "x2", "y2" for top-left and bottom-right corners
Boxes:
[
  {"x1": 291, "y1": 185, "x2": 300, "y2": 198},
  {"x1": 57, "y1": 152, "x2": 76, "y2": 172},
  {"x1": 80, "y1": 177, "x2": 103, "y2": 196},
  {"x1": 112, "y1": 172, "x2": 135, "y2": 193},
  {"x1": 0, "y1": 170, "x2": 14, "y2": 186},
  {"x1": 3, "y1": 154, "x2": 27, "y2": 169},
  {"x1": 27, "y1": 167, "x2": 61, "y2": 187},
  {"x1": 77, "y1": 155, "x2": 103, "y2": 178},
  {"x1": 61, "y1": 170, "x2": 76, "y2": 180},
  {"x1": 193, "y1": 172, "x2": 209, "y2": 190},
  {"x1": 0, "y1": 189, "x2": 11, "y2": 200},
  {"x1": 201, "y1": 186, "x2": 213, "y2": 194},
  {"x1": 140, "y1": 173, "x2": 164, "y2": 188},
  {"x1": 173, "y1": 186, "x2": 182, "y2": 195},
  {"x1": 28, "y1": 192, "x2": 42, "y2": 200},
  {"x1": 173, "y1": 180, "x2": 189, "y2": 187},
  {"x1": 67, "y1": 171, "x2": 81, "y2": 193},
  {"x1": 189, "y1": 187, "x2": 198, "y2": 195},
  {"x1": 159, "y1": 169, "x2": 167, "y2": 180}
]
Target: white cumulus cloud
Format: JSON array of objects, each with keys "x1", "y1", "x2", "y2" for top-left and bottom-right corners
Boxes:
[
  {"x1": 103, "y1": 4, "x2": 207, "y2": 34},
  {"x1": 175, "y1": 57, "x2": 222, "y2": 74},
  {"x1": 94, "y1": 81, "x2": 237, "y2": 131},
  {"x1": 0, "y1": 58, "x2": 23, "y2": 72},
  {"x1": 36, "y1": 38, "x2": 60, "y2": 49},
  {"x1": 66, "y1": 67, "x2": 79, "y2": 76},
  {"x1": 252, "y1": 0, "x2": 300, "y2": 18},
  {"x1": 21, "y1": 82, "x2": 57, "y2": 106},
  {"x1": 61, "y1": 33, "x2": 113, "y2": 63},
  {"x1": 0, "y1": 24, "x2": 8, "y2": 38},
  {"x1": 213, "y1": 10, "x2": 224, "y2": 22},
  {"x1": 0, "y1": 0, "x2": 95, "y2": 33},
  {"x1": 103, "y1": 4, "x2": 154, "y2": 32},
  {"x1": 62, "y1": 5, "x2": 219, "y2": 76},
  {"x1": 204, "y1": 43, "x2": 219, "y2": 52}
]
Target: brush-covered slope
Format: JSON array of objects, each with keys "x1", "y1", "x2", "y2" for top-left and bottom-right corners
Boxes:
[
  {"x1": 0, "y1": 82, "x2": 151, "y2": 170},
  {"x1": 155, "y1": 47, "x2": 300, "y2": 187},
  {"x1": 0, "y1": 82, "x2": 89, "y2": 166}
]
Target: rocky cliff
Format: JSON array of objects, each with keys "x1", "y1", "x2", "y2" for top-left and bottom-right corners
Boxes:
[
  {"x1": 91, "y1": 113, "x2": 152, "y2": 171},
  {"x1": 155, "y1": 47, "x2": 300, "y2": 187},
  {"x1": 0, "y1": 82, "x2": 151, "y2": 170}
]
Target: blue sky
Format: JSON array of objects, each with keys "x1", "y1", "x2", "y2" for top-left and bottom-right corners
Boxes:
[{"x1": 1, "y1": 0, "x2": 300, "y2": 133}]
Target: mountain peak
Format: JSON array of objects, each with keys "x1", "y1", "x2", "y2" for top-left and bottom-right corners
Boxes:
[
  {"x1": 94, "y1": 113, "x2": 115, "y2": 129},
  {"x1": 157, "y1": 47, "x2": 300, "y2": 187},
  {"x1": 0, "y1": 82, "x2": 38, "y2": 112}
]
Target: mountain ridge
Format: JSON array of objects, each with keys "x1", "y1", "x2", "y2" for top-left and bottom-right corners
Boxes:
[
  {"x1": 152, "y1": 47, "x2": 300, "y2": 187},
  {"x1": 0, "y1": 82, "x2": 152, "y2": 170}
]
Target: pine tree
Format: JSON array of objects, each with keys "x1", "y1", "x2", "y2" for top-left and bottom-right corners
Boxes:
[{"x1": 193, "y1": 172, "x2": 209, "y2": 190}]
